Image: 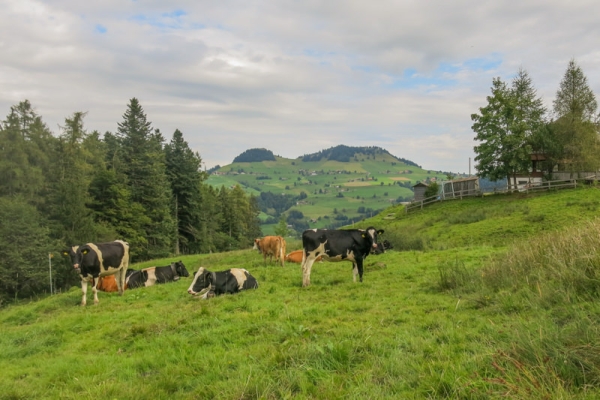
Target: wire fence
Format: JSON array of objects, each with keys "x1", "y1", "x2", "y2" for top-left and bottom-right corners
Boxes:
[{"x1": 405, "y1": 179, "x2": 579, "y2": 214}]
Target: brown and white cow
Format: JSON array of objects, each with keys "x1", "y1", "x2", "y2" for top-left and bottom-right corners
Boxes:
[
  {"x1": 63, "y1": 240, "x2": 130, "y2": 305},
  {"x1": 253, "y1": 236, "x2": 286, "y2": 267}
]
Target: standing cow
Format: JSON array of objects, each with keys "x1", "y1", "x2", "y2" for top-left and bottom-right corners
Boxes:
[
  {"x1": 187, "y1": 267, "x2": 259, "y2": 299},
  {"x1": 300, "y1": 227, "x2": 384, "y2": 287},
  {"x1": 253, "y1": 236, "x2": 286, "y2": 267},
  {"x1": 126, "y1": 261, "x2": 189, "y2": 289},
  {"x1": 63, "y1": 240, "x2": 130, "y2": 305}
]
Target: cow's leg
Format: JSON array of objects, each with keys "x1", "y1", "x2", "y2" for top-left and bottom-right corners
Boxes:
[
  {"x1": 301, "y1": 256, "x2": 317, "y2": 287},
  {"x1": 81, "y1": 280, "x2": 88, "y2": 306},
  {"x1": 116, "y1": 268, "x2": 126, "y2": 296},
  {"x1": 352, "y1": 262, "x2": 358, "y2": 283},
  {"x1": 92, "y1": 279, "x2": 100, "y2": 305},
  {"x1": 356, "y1": 259, "x2": 364, "y2": 283}
]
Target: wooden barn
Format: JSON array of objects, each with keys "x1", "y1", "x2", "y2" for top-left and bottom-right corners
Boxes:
[
  {"x1": 412, "y1": 182, "x2": 429, "y2": 201},
  {"x1": 441, "y1": 177, "x2": 480, "y2": 199}
]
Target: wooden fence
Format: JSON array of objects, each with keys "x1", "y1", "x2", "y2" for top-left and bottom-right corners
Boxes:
[{"x1": 405, "y1": 179, "x2": 578, "y2": 214}]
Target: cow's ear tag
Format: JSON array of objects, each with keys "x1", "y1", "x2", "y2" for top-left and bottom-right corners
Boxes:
[
  {"x1": 62, "y1": 251, "x2": 68, "y2": 256},
  {"x1": 362, "y1": 234, "x2": 365, "y2": 238},
  {"x1": 82, "y1": 249, "x2": 89, "y2": 255}
]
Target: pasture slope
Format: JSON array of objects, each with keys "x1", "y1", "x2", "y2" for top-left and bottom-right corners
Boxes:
[{"x1": 1, "y1": 186, "x2": 600, "y2": 399}]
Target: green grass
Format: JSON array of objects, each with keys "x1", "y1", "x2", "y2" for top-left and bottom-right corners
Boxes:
[{"x1": 2, "y1": 185, "x2": 600, "y2": 399}]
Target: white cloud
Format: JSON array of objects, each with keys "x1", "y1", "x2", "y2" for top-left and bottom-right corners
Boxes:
[{"x1": 2, "y1": 0, "x2": 600, "y2": 173}]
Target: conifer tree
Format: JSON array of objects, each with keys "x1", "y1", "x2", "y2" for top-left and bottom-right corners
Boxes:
[
  {"x1": 46, "y1": 112, "x2": 97, "y2": 245},
  {"x1": 165, "y1": 129, "x2": 206, "y2": 254},
  {"x1": 116, "y1": 98, "x2": 174, "y2": 259},
  {"x1": 552, "y1": 59, "x2": 600, "y2": 174}
]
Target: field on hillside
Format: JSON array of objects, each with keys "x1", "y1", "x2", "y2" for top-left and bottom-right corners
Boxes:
[
  {"x1": 2, "y1": 186, "x2": 600, "y2": 399},
  {"x1": 207, "y1": 154, "x2": 450, "y2": 230}
]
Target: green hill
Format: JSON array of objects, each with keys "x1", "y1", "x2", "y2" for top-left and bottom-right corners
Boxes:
[
  {"x1": 207, "y1": 145, "x2": 459, "y2": 234},
  {"x1": 2, "y1": 186, "x2": 600, "y2": 398}
]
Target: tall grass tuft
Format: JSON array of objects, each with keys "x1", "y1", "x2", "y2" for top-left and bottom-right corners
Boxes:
[{"x1": 473, "y1": 219, "x2": 600, "y2": 396}]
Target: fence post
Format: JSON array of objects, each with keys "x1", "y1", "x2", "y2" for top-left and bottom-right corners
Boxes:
[{"x1": 49, "y1": 253, "x2": 53, "y2": 295}]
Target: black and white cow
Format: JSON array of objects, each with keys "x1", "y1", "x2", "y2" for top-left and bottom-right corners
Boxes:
[
  {"x1": 300, "y1": 227, "x2": 384, "y2": 287},
  {"x1": 125, "y1": 261, "x2": 189, "y2": 289},
  {"x1": 187, "y1": 267, "x2": 259, "y2": 299},
  {"x1": 62, "y1": 240, "x2": 130, "y2": 306}
]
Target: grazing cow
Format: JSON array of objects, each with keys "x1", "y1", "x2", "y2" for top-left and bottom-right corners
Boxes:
[
  {"x1": 62, "y1": 240, "x2": 130, "y2": 306},
  {"x1": 187, "y1": 267, "x2": 259, "y2": 299},
  {"x1": 300, "y1": 227, "x2": 384, "y2": 287},
  {"x1": 125, "y1": 261, "x2": 189, "y2": 289},
  {"x1": 253, "y1": 236, "x2": 286, "y2": 267},
  {"x1": 285, "y1": 249, "x2": 322, "y2": 264}
]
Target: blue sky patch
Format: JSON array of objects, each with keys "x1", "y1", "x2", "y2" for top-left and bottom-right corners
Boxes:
[{"x1": 95, "y1": 24, "x2": 107, "y2": 34}]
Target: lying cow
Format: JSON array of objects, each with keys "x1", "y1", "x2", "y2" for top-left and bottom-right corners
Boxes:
[
  {"x1": 97, "y1": 269, "x2": 137, "y2": 292},
  {"x1": 125, "y1": 261, "x2": 189, "y2": 289},
  {"x1": 285, "y1": 249, "x2": 322, "y2": 264},
  {"x1": 253, "y1": 236, "x2": 286, "y2": 266},
  {"x1": 63, "y1": 240, "x2": 130, "y2": 306},
  {"x1": 187, "y1": 267, "x2": 259, "y2": 299},
  {"x1": 301, "y1": 227, "x2": 384, "y2": 287}
]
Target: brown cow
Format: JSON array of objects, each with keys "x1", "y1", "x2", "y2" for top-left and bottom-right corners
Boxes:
[
  {"x1": 97, "y1": 275, "x2": 119, "y2": 292},
  {"x1": 285, "y1": 249, "x2": 322, "y2": 264},
  {"x1": 253, "y1": 236, "x2": 286, "y2": 267}
]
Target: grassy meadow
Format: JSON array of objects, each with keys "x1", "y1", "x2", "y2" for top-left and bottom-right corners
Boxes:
[{"x1": 2, "y1": 186, "x2": 600, "y2": 399}]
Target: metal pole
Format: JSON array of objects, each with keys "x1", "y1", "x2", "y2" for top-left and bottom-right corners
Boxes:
[{"x1": 49, "y1": 253, "x2": 53, "y2": 295}]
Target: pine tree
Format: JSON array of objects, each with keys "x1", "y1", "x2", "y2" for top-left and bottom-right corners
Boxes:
[
  {"x1": 46, "y1": 112, "x2": 98, "y2": 245},
  {"x1": 164, "y1": 129, "x2": 206, "y2": 254},
  {"x1": 552, "y1": 59, "x2": 600, "y2": 174},
  {"x1": 0, "y1": 101, "x2": 54, "y2": 203},
  {"x1": 116, "y1": 98, "x2": 174, "y2": 259}
]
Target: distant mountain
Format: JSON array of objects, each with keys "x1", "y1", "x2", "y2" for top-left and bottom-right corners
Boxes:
[
  {"x1": 232, "y1": 148, "x2": 276, "y2": 163},
  {"x1": 301, "y1": 145, "x2": 421, "y2": 167}
]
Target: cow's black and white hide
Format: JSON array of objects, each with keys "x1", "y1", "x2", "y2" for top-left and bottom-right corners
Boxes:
[
  {"x1": 300, "y1": 227, "x2": 384, "y2": 287},
  {"x1": 187, "y1": 267, "x2": 258, "y2": 299},
  {"x1": 62, "y1": 240, "x2": 130, "y2": 306},
  {"x1": 126, "y1": 261, "x2": 189, "y2": 289}
]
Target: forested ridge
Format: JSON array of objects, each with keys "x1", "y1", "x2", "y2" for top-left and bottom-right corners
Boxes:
[{"x1": 0, "y1": 98, "x2": 261, "y2": 304}]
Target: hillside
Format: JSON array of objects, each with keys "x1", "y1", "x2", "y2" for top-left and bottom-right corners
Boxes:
[
  {"x1": 2, "y1": 186, "x2": 600, "y2": 398},
  {"x1": 207, "y1": 145, "x2": 460, "y2": 234}
]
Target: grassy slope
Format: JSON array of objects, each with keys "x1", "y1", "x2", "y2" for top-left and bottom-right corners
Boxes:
[{"x1": 1, "y1": 186, "x2": 599, "y2": 399}]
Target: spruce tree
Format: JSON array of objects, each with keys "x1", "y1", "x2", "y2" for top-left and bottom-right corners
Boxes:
[
  {"x1": 116, "y1": 98, "x2": 174, "y2": 259},
  {"x1": 164, "y1": 129, "x2": 206, "y2": 254},
  {"x1": 552, "y1": 59, "x2": 600, "y2": 174}
]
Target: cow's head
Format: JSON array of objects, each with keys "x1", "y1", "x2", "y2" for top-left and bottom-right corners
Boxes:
[
  {"x1": 365, "y1": 227, "x2": 385, "y2": 254},
  {"x1": 253, "y1": 239, "x2": 262, "y2": 252},
  {"x1": 62, "y1": 246, "x2": 81, "y2": 270},
  {"x1": 188, "y1": 267, "x2": 211, "y2": 295},
  {"x1": 173, "y1": 261, "x2": 190, "y2": 278}
]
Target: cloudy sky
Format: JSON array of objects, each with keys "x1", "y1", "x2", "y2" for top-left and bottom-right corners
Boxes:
[{"x1": 2, "y1": 1, "x2": 600, "y2": 173}]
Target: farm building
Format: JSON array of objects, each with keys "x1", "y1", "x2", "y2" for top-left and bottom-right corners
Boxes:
[
  {"x1": 412, "y1": 182, "x2": 429, "y2": 201},
  {"x1": 441, "y1": 177, "x2": 480, "y2": 199}
]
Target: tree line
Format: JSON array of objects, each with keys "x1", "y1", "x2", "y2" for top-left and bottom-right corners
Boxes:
[
  {"x1": 472, "y1": 59, "x2": 600, "y2": 188},
  {"x1": 0, "y1": 98, "x2": 261, "y2": 304}
]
